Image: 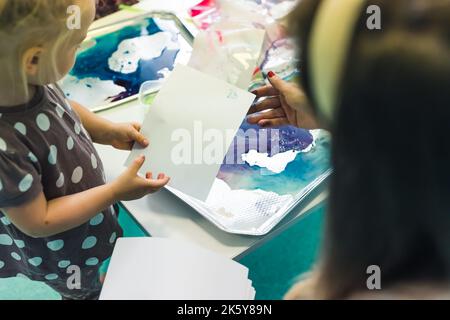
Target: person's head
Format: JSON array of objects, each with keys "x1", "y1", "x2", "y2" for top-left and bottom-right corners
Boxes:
[
  {"x1": 0, "y1": 0, "x2": 96, "y2": 99},
  {"x1": 289, "y1": 0, "x2": 450, "y2": 298}
]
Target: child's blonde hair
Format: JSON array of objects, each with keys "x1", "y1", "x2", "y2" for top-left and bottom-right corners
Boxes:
[{"x1": 0, "y1": 0, "x2": 82, "y2": 99}]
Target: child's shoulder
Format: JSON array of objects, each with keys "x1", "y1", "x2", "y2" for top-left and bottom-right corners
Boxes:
[
  {"x1": 46, "y1": 84, "x2": 73, "y2": 109},
  {"x1": 0, "y1": 122, "x2": 42, "y2": 207},
  {"x1": 0, "y1": 109, "x2": 42, "y2": 174},
  {"x1": 0, "y1": 114, "x2": 34, "y2": 159},
  {"x1": 0, "y1": 84, "x2": 73, "y2": 165},
  {"x1": 0, "y1": 84, "x2": 72, "y2": 119},
  {"x1": 0, "y1": 85, "x2": 67, "y2": 207}
]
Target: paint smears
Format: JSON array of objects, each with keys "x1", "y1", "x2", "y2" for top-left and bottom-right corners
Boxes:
[
  {"x1": 61, "y1": 75, "x2": 125, "y2": 107},
  {"x1": 108, "y1": 32, "x2": 179, "y2": 74},
  {"x1": 239, "y1": 129, "x2": 324, "y2": 174},
  {"x1": 61, "y1": 17, "x2": 192, "y2": 109},
  {"x1": 241, "y1": 149, "x2": 299, "y2": 174}
]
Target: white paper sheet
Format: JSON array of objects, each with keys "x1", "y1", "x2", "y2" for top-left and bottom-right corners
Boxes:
[
  {"x1": 126, "y1": 64, "x2": 255, "y2": 201},
  {"x1": 100, "y1": 237, "x2": 255, "y2": 300}
]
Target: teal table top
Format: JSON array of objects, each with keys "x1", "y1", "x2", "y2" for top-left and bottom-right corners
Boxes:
[
  {"x1": 0, "y1": 202, "x2": 324, "y2": 300},
  {"x1": 239, "y1": 203, "x2": 325, "y2": 300}
]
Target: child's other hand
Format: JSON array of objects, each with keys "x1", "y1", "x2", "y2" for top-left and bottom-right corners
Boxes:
[
  {"x1": 247, "y1": 72, "x2": 321, "y2": 130},
  {"x1": 109, "y1": 122, "x2": 149, "y2": 151},
  {"x1": 111, "y1": 155, "x2": 170, "y2": 201}
]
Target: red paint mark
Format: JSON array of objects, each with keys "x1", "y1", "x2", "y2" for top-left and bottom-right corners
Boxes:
[{"x1": 216, "y1": 30, "x2": 224, "y2": 44}]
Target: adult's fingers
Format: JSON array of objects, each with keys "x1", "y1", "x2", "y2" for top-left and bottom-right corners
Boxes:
[
  {"x1": 248, "y1": 97, "x2": 281, "y2": 114},
  {"x1": 259, "y1": 118, "x2": 290, "y2": 128},
  {"x1": 252, "y1": 85, "x2": 279, "y2": 97},
  {"x1": 247, "y1": 108, "x2": 286, "y2": 124}
]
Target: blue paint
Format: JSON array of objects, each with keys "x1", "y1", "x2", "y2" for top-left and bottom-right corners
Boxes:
[
  {"x1": 65, "y1": 17, "x2": 182, "y2": 105},
  {"x1": 219, "y1": 120, "x2": 330, "y2": 196}
]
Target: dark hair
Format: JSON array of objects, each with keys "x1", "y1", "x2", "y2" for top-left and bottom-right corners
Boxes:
[{"x1": 290, "y1": 0, "x2": 450, "y2": 298}]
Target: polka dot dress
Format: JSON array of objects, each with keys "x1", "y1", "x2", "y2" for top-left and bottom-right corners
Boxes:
[{"x1": 0, "y1": 85, "x2": 123, "y2": 299}]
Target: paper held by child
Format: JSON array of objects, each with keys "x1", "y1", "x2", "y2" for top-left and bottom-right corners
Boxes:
[
  {"x1": 100, "y1": 237, "x2": 255, "y2": 300},
  {"x1": 125, "y1": 64, "x2": 255, "y2": 201}
]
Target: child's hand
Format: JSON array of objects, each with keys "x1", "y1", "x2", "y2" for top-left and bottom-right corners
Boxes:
[
  {"x1": 111, "y1": 155, "x2": 170, "y2": 201},
  {"x1": 247, "y1": 72, "x2": 321, "y2": 130},
  {"x1": 109, "y1": 122, "x2": 149, "y2": 151}
]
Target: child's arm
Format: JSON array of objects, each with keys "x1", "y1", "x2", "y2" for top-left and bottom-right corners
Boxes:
[
  {"x1": 2, "y1": 155, "x2": 169, "y2": 238},
  {"x1": 69, "y1": 100, "x2": 149, "y2": 150}
]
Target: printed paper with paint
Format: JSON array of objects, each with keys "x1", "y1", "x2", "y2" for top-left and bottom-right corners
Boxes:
[{"x1": 126, "y1": 64, "x2": 255, "y2": 201}]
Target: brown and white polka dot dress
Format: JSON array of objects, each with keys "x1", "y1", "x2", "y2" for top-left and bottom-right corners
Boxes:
[{"x1": 0, "y1": 85, "x2": 123, "y2": 299}]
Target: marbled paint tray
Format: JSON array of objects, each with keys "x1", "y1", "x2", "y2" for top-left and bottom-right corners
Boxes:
[
  {"x1": 169, "y1": 123, "x2": 331, "y2": 236},
  {"x1": 59, "y1": 12, "x2": 193, "y2": 112}
]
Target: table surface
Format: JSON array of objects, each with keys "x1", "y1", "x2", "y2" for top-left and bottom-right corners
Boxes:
[
  {"x1": 95, "y1": 100, "x2": 327, "y2": 259},
  {"x1": 92, "y1": 2, "x2": 328, "y2": 260}
]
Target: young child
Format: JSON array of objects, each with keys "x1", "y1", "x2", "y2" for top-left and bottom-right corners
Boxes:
[
  {"x1": 250, "y1": 0, "x2": 450, "y2": 299},
  {"x1": 0, "y1": 0, "x2": 170, "y2": 299}
]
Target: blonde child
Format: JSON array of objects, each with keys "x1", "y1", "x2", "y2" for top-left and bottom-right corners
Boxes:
[{"x1": 0, "y1": 0, "x2": 169, "y2": 299}]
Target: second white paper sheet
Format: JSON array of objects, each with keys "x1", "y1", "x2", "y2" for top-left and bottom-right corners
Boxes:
[
  {"x1": 100, "y1": 238, "x2": 255, "y2": 300},
  {"x1": 126, "y1": 64, "x2": 255, "y2": 201}
]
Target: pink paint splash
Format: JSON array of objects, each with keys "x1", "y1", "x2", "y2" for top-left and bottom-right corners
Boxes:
[
  {"x1": 189, "y1": 0, "x2": 216, "y2": 17},
  {"x1": 189, "y1": 0, "x2": 219, "y2": 30}
]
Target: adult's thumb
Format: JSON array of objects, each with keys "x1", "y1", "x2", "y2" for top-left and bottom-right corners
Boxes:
[{"x1": 267, "y1": 71, "x2": 289, "y2": 92}]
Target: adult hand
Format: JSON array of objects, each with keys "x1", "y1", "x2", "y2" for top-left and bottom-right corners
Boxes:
[{"x1": 247, "y1": 71, "x2": 321, "y2": 129}]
